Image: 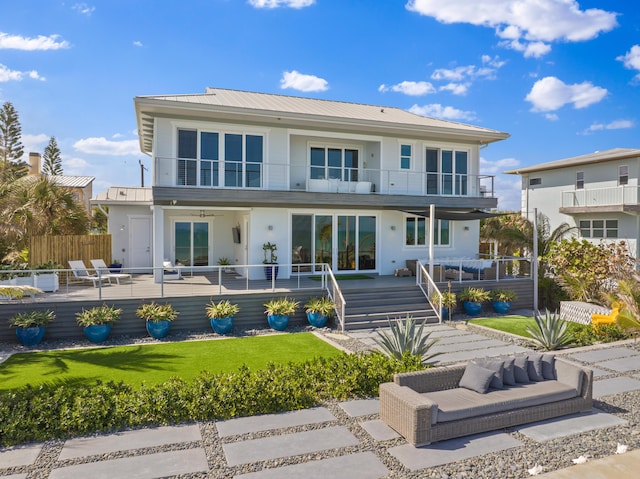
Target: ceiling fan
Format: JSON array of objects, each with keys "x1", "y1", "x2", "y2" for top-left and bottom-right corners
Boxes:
[{"x1": 192, "y1": 210, "x2": 223, "y2": 218}]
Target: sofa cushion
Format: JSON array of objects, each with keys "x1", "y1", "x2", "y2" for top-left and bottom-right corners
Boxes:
[
  {"x1": 527, "y1": 353, "x2": 545, "y2": 381},
  {"x1": 424, "y1": 380, "x2": 578, "y2": 424},
  {"x1": 472, "y1": 359, "x2": 505, "y2": 389},
  {"x1": 513, "y1": 355, "x2": 531, "y2": 383},
  {"x1": 542, "y1": 354, "x2": 556, "y2": 380},
  {"x1": 459, "y1": 361, "x2": 495, "y2": 394},
  {"x1": 500, "y1": 357, "x2": 517, "y2": 386}
]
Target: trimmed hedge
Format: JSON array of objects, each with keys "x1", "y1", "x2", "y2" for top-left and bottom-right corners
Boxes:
[{"x1": 0, "y1": 352, "x2": 423, "y2": 446}]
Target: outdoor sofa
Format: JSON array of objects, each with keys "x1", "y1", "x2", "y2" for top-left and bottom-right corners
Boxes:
[{"x1": 379, "y1": 354, "x2": 593, "y2": 446}]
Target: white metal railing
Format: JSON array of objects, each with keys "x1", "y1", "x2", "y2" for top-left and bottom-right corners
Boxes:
[
  {"x1": 321, "y1": 264, "x2": 346, "y2": 332},
  {"x1": 416, "y1": 261, "x2": 442, "y2": 323},
  {"x1": 424, "y1": 256, "x2": 533, "y2": 282},
  {"x1": 562, "y1": 186, "x2": 640, "y2": 208},
  {"x1": 157, "y1": 157, "x2": 495, "y2": 198}
]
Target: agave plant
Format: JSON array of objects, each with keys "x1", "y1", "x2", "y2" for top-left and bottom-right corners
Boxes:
[
  {"x1": 374, "y1": 316, "x2": 441, "y2": 365},
  {"x1": 526, "y1": 310, "x2": 574, "y2": 351}
]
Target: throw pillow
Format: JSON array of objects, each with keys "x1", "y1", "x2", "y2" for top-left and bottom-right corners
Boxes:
[
  {"x1": 459, "y1": 361, "x2": 495, "y2": 394},
  {"x1": 513, "y1": 355, "x2": 531, "y2": 383},
  {"x1": 500, "y1": 356, "x2": 517, "y2": 386},
  {"x1": 527, "y1": 353, "x2": 545, "y2": 381},
  {"x1": 472, "y1": 359, "x2": 505, "y2": 389},
  {"x1": 541, "y1": 353, "x2": 556, "y2": 380}
]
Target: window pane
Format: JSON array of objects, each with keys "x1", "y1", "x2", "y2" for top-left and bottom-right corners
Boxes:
[
  {"x1": 246, "y1": 135, "x2": 263, "y2": 163},
  {"x1": 311, "y1": 147, "x2": 325, "y2": 166},
  {"x1": 426, "y1": 148, "x2": 439, "y2": 194},
  {"x1": 292, "y1": 215, "x2": 312, "y2": 271},
  {"x1": 345, "y1": 149, "x2": 358, "y2": 181},
  {"x1": 178, "y1": 130, "x2": 197, "y2": 159},
  {"x1": 401, "y1": 144, "x2": 412, "y2": 157},
  {"x1": 455, "y1": 151, "x2": 468, "y2": 195},
  {"x1": 593, "y1": 220, "x2": 604, "y2": 228},
  {"x1": 328, "y1": 148, "x2": 342, "y2": 179},
  {"x1": 406, "y1": 217, "x2": 415, "y2": 245},
  {"x1": 315, "y1": 216, "x2": 332, "y2": 269},
  {"x1": 338, "y1": 216, "x2": 356, "y2": 270},
  {"x1": 177, "y1": 159, "x2": 196, "y2": 186},
  {"x1": 440, "y1": 220, "x2": 450, "y2": 245},
  {"x1": 442, "y1": 150, "x2": 453, "y2": 194},
  {"x1": 201, "y1": 132, "x2": 218, "y2": 160},
  {"x1": 579, "y1": 220, "x2": 590, "y2": 228},
  {"x1": 193, "y1": 222, "x2": 209, "y2": 266},
  {"x1": 358, "y1": 216, "x2": 376, "y2": 270},
  {"x1": 417, "y1": 218, "x2": 425, "y2": 245},
  {"x1": 606, "y1": 220, "x2": 618, "y2": 228},
  {"x1": 175, "y1": 222, "x2": 191, "y2": 265},
  {"x1": 401, "y1": 157, "x2": 410, "y2": 169},
  {"x1": 225, "y1": 134, "x2": 242, "y2": 187}
]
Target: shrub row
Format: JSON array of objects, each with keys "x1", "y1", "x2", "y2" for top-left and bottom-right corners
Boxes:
[
  {"x1": 0, "y1": 352, "x2": 423, "y2": 446},
  {"x1": 568, "y1": 322, "x2": 630, "y2": 346}
]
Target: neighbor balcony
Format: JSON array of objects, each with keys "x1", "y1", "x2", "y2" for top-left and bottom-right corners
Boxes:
[{"x1": 560, "y1": 186, "x2": 640, "y2": 214}]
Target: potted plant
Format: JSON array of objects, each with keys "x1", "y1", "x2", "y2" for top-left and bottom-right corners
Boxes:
[
  {"x1": 33, "y1": 261, "x2": 62, "y2": 292},
  {"x1": 304, "y1": 296, "x2": 335, "y2": 328},
  {"x1": 108, "y1": 259, "x2": 122, "y2": 273},
  {"x1": 262, "y1": 242, "x2": 279, "y2": 281},
  {"x1": 136, "y1": 302, "x2": 179, "y2": 339},
  {"x1": 490, "y1": 289, "x2": 517, "y2": 314},
  {"x1": 205, "y1": 299, "x2": 239, "y2": 334},
  {"x1": 458, "y1": 287, "x2": 490, "y2": 316},
  {"x1": 9, "y1": 309, "x2": 55, "y2": 346},
  {"x1": 264, "y1": 296, "x2": 298, "y2": 331},
  {"x1": 217, "y1": 257, "x2": 233, "y2": 274},
  {"x1": 430, "y1": 291, "x2": 457, "y2": 320},
  {"x1": 75, "y1": 304, "x2": 122, "y2": 343}
]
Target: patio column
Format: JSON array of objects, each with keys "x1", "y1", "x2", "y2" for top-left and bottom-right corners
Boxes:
[
  {"x1": 428, "y1": 204, "x2": 435, "y2": 278},
  {"x1": 152, "y1": 205, "x2": 165, "y2": 283}
]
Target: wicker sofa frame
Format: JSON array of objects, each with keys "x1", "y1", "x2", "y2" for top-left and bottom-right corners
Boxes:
[{"x1": 379, "y1": 357, "x2": 593, "y2": 447}]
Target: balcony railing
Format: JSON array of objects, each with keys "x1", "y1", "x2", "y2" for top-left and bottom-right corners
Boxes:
[
  {"x1": 562, "y1": 186, "x2": 640, "y2": 208},
  {"x1": 158, "y1": 157, "x2": 495, "y2": 198}
]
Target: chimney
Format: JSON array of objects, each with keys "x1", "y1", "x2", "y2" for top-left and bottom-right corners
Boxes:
[{"x1": 29, "y1": 152, "x2": 42, "y2": 176}]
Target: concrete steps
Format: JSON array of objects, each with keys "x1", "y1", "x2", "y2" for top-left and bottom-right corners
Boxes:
[{"x1": 342, "y1": 286, "x2": 438, "y2": 330}]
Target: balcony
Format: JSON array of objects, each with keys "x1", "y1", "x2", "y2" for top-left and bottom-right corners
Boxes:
[
  {"x1": 560, "y1": 186, "x2": 640, "y2": 214},
  {"x1": 161, "y1": 157, "x2": 495, "y2": 198}
]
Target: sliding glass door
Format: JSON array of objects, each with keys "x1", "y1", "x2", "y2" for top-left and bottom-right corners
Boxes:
[{"x1": 175, "y1": 221, "x2": 209, "y2": 266}]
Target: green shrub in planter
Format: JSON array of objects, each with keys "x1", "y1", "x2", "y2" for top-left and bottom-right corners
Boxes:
[
  {"x1": 264, "y1": 297, "x2": 299, "y2": 331},
  {"x1": 9, "y1": 309, "x2": 55, "y2": 346},
  {"x1": 136, "y1": 302, "x2": 179, "y2": 339},
  {"x1": 205, "y1": 299, "x2": 239, "y2": 334},
  {"x1": 76, "y1": 304, "x2": 122, "y2": 343},
  {"x1": 304, "y1": 296, "x2": 334, "y2": 327},
  {"x1": 459, "y1": 287, "x2": 490, "y2": 316},
  {"x1": 489, "y1": 289, "x2": 517, "y2": 314}
]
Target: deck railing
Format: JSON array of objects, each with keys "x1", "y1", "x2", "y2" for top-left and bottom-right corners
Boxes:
[
  {"x1": 416, "y1": 261, "x2": 442, "y2": 323},
  {"x1": 322, "y1": 264, "x2": 346, "y2": 332},
  {"x1": 562, "y1": 185, "x2": 640, "y2": 208}
]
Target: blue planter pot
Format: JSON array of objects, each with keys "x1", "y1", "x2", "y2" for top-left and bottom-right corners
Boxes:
[
  {"x1": 146, "y1": 319, "x2": 172, "y2": 339},
  {"x1": 492, "y1": 300, "x2": 512, "y2": 314},
  {"x1": 264, "y1": 265, "x2": 279, "y2": 281},
  {"x1": 83, "y1": 324, "x2": 111, "y2": 343},
  {"x1": 441, "y1": 306, "x2": 450, "y2": 319},
  {"x1": 267, "y1": 314, "x2": 289, "y2": 331},
  {"x1": 463, "y1": 301, "x2": 483, "y2": 316},
  {"x1": 210, "y1": 316, "x2": 234, "y2": 335},
  {"x1": 15, "y1": 326, "x2": 46, "y2": 347},
  {"x1": 306, "y1": 311, "x2": 328, "y2": 328}
]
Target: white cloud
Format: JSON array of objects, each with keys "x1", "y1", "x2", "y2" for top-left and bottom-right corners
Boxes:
[
  {"x1": 72, "y1": 3, "x2": 95, "y2": 16},
  {"x1": 409, "y1": 103, "x2": 476, "y2": 121},
  {"x1": 22, "y1": 133, "x2": 49, "y2": 153},
  {"x1": 0, "y1": 64, "x2": 45, "y2": 83},
  {"x1": 429, "y1": 56, "x2": 504, "y2": 94},
  {"x1": 0, "y1": 33, "x2": 70, "y2": 50},
  {"x1": 525, "y1": 76, "x2": 607, "y2": 112},
  {"x1": 439, "y1": 82, "x2": 470, "y2": 95},
  {"x1": 545, "y1": 113, "x2": 559, "y2": 121},
  {"x1": 617, "y1": 45, "x2": 640, "y2": 80},
  {"x1": 378, "y1": 81, "x2": 436, "y2": 96},
  {"x1": 73, "y1": 137, "x2": 140, "y2": 156},
  {"x1": 481, "y1": 156, "x2": 522, "y2": 211},
  {"x1": 407, "y1": 0, "x2": 618, "y2": 57},
  {"x1": 480, "y1": 156, "x2": 519, "y2": 175},
  {"x1": 581, "y1": 119, "x2": 634, "y2": 135},
  {"x1": 249, "y1": 0, "x2": 314, "y2": 8},
  {"x1": 64, "y1": 157, "x2": 91, "y2": 175},
  {"x1": 280, "y1": 70, "x2": 328, "y2": 92},
  {"x1": 133, "y1": 40, "x2": 143, "y2": 47},
  {"x1": 431, "y1": 65, "x2": 475, "y2": 81}
]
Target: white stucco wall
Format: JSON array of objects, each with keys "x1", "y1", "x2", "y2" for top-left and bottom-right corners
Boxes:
[{"x1": 107, "y1": 205, "x2": 152, "y2": 267}]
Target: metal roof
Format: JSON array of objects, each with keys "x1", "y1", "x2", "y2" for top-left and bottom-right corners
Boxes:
[
  {"x1": 92, "y1": 187, "x2": 152, "y2": 205},
  {"x1": 49, "y1": 175, "x2": 94, "y2": 188},
  {"x1": 135, "y1": 87, "x2": 509, "y2": 154},
  {"x1": 504, "y1": 148, "x2": 640, "y2": 175}
]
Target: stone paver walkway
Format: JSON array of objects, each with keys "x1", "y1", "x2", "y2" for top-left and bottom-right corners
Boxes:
[{"x1": 2, "y1": 324, "x2": 640, "y2": 478}]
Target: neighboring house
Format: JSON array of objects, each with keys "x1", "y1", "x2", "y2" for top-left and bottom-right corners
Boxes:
[
  {"x1": 28, "y1": 152, "x2": 95, "y2": 212},
  {"x1": 505, "y1": 148, "x2": 640, "y2": 257},
  {"x1": 103, "y1": 87, "x2": 508, "y2": 279}
]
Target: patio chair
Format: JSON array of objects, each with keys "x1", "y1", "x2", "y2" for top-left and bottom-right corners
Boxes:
[
  {"x1": 90, "y1": 259, "x2": 132, "y2": 285},
  {"x1": 163, "y1": 260, "x2": 182, "y2": 280},
  {"x1": 68, "y1": 260, "x2": 111, "y2": 287}
]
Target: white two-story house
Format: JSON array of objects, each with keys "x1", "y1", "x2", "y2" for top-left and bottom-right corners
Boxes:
[
  {"x1": 505, "y1": 148, "x2": 640, "y2": 258},
  {"x1": 103, "y1": 87, "x2": 508, "y2": 279}
]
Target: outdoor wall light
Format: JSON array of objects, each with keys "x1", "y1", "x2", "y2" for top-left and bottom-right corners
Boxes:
[
  {"x1": 120, "y1": 225, "x2": 125, "y2": 231},
  {"x1": 267, "y1": 225, "x2": 274, "y2": 231},
  {"x1": 463, "y1": 226, "x2": 470, "y2": 231},
  {"x1": 390, "y1": 225, "x2": 396, "y2": 231}
]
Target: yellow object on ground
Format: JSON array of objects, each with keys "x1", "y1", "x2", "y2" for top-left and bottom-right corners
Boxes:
[{"x1": 591, "y1": 302, "x2": 620, "y2": 326}]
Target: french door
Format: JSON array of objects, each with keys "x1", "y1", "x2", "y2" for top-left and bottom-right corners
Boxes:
[{"x1": 175, "y1": 221, "x2": 209, "y2": 266}]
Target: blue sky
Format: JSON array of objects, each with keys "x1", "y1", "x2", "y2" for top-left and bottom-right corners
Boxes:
[{"x1": 1, "y1": 0, "x2": 639, "y2": 210}]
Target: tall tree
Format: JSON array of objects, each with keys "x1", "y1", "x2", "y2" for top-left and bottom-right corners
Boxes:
[
  {"x1": 0, "y1": 102, "x2": 27, "y2": 180},
  {"x1": 42, "y1": 136, "x2": 63, "y2": 175}
]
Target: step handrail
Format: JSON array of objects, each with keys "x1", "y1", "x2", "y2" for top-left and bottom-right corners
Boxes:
[
  {"x1": 417, "y1": 260, "x2": 442, "y2": 323},
  {"x1": 322, "y1": 264, "x2": 346, "y2": 332}
]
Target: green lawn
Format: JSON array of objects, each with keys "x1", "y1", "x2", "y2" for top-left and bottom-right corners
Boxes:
[
  {"x1": 0, "y1": 333, "x2": 341, "y2": 391},
  {"x1": 468, "y1": 315, "x2": 536, "y2": 338}
]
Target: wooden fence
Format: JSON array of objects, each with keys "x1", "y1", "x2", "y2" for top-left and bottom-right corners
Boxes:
[{"x1": 29, "y1": 235, "x2": 112, "y2": 269}]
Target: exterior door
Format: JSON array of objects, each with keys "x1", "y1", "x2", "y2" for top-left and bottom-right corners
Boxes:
[
  {"x1": 175, "y1": 221, "x2": 209, "y2": 266},
  {"x1": 129, "y1": 217, "x2": 152, "y2": 271}
]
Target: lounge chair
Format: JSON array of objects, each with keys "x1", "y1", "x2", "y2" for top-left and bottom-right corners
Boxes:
[
  {"x1": 68, "y1": 260, "x2": 111, "y2": 287},
  {"x1": 163, "y1": 260, "x2": 182, "y2": 280},
  {"x1": 90, "y1": 259, "x2": 132, "y2": 285}
]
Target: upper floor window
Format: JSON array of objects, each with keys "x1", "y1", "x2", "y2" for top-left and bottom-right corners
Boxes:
[
  {"x1": 576, "y1": 171, "x2": 584, "y2": 189},
  {"x1": 426, "y1": 148, "x2": 468, "y2": 195},
  {"x1": 619, "y1": 165, "x2": 629, "y2": 186},
  {"x1": 310, "y1": 146, "x2": 359, "y2": 181},
  {"x1": 529, "y1": 177, "x2": 542, "y2": 186},
  {"x1": 177, "y1": 128, "x2": 262, "y2": 188},
  {"x1": 404, "y1": 216, "x2": 450, "y2": 246},
  {"x1": 400, "y1": 144, "x2": 412, "y2": 170},
  {"x1": 579, "y1": 219, "x2": 618, "y2": 238}
]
